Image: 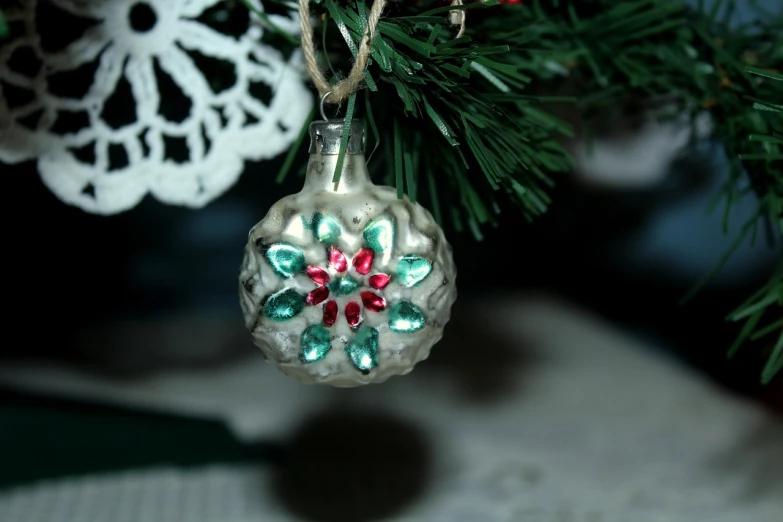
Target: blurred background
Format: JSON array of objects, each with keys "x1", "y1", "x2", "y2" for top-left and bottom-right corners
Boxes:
[
  {"x1": 1, "y1": 0, "x2": 781, "y2": 521},
  {"x1": 2, "y1": 116, "x2": 779, "y2": 389}
]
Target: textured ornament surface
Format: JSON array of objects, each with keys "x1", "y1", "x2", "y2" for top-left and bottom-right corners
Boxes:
[
  {"x1": 0, "y1": 0, "x2": 311, "y2": 214},
  {"x1": 240, "y1": 151, "x2": 457, "y2": 387}
]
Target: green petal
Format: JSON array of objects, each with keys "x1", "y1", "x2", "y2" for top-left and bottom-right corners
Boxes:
[
  {"x1": 264, "y1": 243, "x2": 305, "y2": 278},
  {"x1": 388, "y1": 302, "x2": 426, "y2": 333},
  {"x1": 312, "y1": 212, "x2": 341, "y2": 244},
  {"x1": 301, "y1": 324, "x2": 332, "y2": 363},
  {"x1": 363, "y1": 217, "x2": 395, "y2": 254},
  {"x1": 328, "y1": 275, "x2": 360, "y2": 296},
  {"x1": 263, "y1": 288, "x2": 304, "y2": 322},
  {"x1": 345, "y1": 326, "x2": 379, "y2": 373},
  {"x1": 396, "y1": 255, "x2": 432, "y2": 287}
]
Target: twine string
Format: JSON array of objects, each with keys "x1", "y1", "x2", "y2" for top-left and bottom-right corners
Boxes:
[
  {"x1": 298, "y1": 0, "x2": 468, "y2": 105},
  {"x1": 298, "y1": 0, "x2": 387, "y2": 105}
]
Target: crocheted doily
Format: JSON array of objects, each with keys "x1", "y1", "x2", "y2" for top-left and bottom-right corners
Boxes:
[{"x1": 0, "y1": 0, "x2": 312, "y2": 214}]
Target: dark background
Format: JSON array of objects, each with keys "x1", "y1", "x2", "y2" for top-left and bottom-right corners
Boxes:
[
  {"x1": 2, "y1": 132, "x2": 779, "y2": 393},
  {"x1": 0, "y1": 0, "x2": 781, "y2": 498}
]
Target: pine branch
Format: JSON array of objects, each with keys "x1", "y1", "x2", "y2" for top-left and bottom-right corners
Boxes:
[
  {"x1": 276, "y1": 0, "x2": 574, "y2": 235},
  {"x1": 727, "y1": 263, "x2": 783, "y2": 384},
  {"x1": 0, "y1": 10, "x2": 8, "y2": 38},
  {"x1": 727, "y1": 66, "x2": 783, "y2": 384},
  {"x1": 476, "y1": 0, "x2": 783, "y2": 383},
  {"x1": 245, "y1": 0, "x2": 783, "y2": 382},
  {"x1": 239, "y1": 0, "x2": 299, "y2": 45}
]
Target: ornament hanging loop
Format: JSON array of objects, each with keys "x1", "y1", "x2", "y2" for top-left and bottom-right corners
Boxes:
[
  {"x1": 320, "y1": 91, "x2": 334, "y2": 121},
  {"x1": 450, "y1": 0, "x2": 467, "y2": 38}
]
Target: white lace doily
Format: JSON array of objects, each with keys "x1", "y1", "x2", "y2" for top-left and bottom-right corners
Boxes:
[{"x1": 0, "y1": 0, "x2": 312, "y2": 214}]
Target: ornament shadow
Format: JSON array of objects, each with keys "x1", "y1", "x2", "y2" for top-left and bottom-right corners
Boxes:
[
  {"x1": 271, "y1": 409, "x2": 432, "y2": 522},
  {"x1": 67, "y1": 315, "x2": 258, "y2": 379},
  {"x1": 418, "y1": 298, "x2": 536, "y2": 404}
]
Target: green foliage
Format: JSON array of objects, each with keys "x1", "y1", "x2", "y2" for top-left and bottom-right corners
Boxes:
[
  {"x1": 728, "y1": 265, "x2": 783, "y2": 385},
  {"x1": 315, "y1": 0, "x2": 575, "y2": 233},
  {"x1": 248, "y1": 0, "x2": 782, "y2": 382},
  {"x1": 492, "y1": 0, "x2": 783, "y2": 382},
  {"x1": 487, "y1": 0, "x2": 782, "y2": 225},
  {"x1": 240, "y1": 0, "x2": 299, "y2": 45},
  {"x1": 726, "y1": 67, "x2": 782, "y2": 385},
  {"x1": 0, "y1": 10, "x2": 8, "y2": 38}
]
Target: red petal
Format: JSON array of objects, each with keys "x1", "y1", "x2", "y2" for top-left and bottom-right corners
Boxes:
[
  {"x1": 352, "y1": 248, "x2": 374, "y2": 275},
  {"x1": 345, "y1": 301, "x2": 362, "y2": 328},
  {"x1": 329, "y1": 246, "x2": 347, "y2": 272},
  {"x1": 306, "y1": 286, "x2": 329, "y2": 306},
  {"x1": 368, "y1": 273, "x2": 391, "y2": 290},
  {"x1": 323, "y1": 300, "x2": 338, "y2": 326},
  {"x1": 361, "y1": 291, "x2": 386, "y2": 312},
  {"x1": 307, "y1": 266, "x2": 330, "y2": 285}
]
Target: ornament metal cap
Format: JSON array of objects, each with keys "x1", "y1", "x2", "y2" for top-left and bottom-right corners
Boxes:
[{"x1": 308, "y1": 119, "x2": 365, "y2": 155}]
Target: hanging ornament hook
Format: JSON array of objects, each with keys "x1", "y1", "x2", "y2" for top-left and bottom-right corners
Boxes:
[{"x1": 320, "y1": 91, "x2": 334, "y2": 121}]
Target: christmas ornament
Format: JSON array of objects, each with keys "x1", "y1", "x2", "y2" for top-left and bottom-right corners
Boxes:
[{"x1": 239, "y1": 119, "x2": 457, "y2": 387}]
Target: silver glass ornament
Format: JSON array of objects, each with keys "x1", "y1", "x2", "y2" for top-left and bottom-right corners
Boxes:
[{"x1": 239, "y1": 119, "x2": 457, "y2": 387}]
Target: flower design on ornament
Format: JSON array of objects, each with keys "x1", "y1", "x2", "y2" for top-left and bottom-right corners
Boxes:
[
  {"x1": 304, "y1": 245, "x2": 391, "y2": 329},
  {"x1": 259, "y1": 213, "x2": 433, "y2": 374}
]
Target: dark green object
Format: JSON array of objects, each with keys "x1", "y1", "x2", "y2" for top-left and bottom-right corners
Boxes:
[
  {"x1": 300, "y1": 324, "x2": 332, "y2": 362},
  {"x1": 311, "y1": 212, "x2": 342, "y2": 244},
  {"x1": 724, "y1": 68, "x2": 783, "y2": 385},
  {"x1": 388, "y1": 302, "x2": 426, "y2": 333},
  {"x1": 263, "y1": 288, "x2": 305, "y2": 321},
  {"x1": 331, "y1": 93, "x2": 358, "y2": 185},
  {"x1": 0, "y1": 11, "x2": 8, "y2": 38},
  {"x1": 345, "y1": 326, "x2": 379, "y2": 373},
  {"x1": 0, "y1": 387, "x2": 281, "y2": 490},
  {"x1": 396, "y1": 255, "x2": 432, "y2": 287},
  {"x1": 265, "y1": 243, "x2": 306, "y2": 279},
  {"x1": 328, "y1": 275, "x2": 359, "y2": 296},
  {"x1": 363, "y1": 217, "x2": 395, "y2": 254}
]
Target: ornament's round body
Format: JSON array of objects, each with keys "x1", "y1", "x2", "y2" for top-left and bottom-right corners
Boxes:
[{"x1": 240, "y1": 120, "x2": 457, "y2": 387}]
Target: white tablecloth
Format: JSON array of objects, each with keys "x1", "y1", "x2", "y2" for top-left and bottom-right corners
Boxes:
[{"x1": 1, "y1": 295, "x2": 780, "y2": 522}]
